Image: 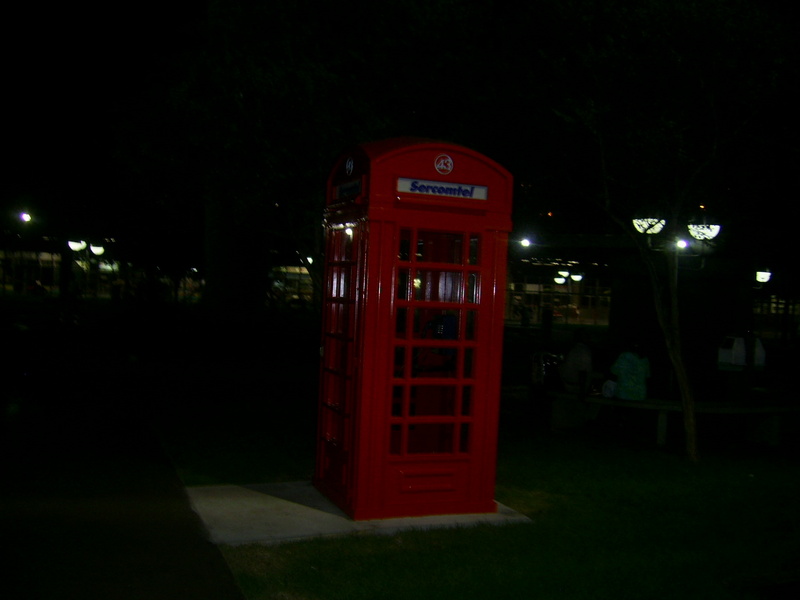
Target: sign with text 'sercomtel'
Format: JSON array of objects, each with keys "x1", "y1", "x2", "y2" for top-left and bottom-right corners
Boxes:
[{"x1": 397, "y1": 177, "x2": 488, "y2": 200}]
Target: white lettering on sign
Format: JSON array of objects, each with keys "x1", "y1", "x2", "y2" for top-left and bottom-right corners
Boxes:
[{"x1": 397, "y1": 177, "x2": 488, "y2": 200}]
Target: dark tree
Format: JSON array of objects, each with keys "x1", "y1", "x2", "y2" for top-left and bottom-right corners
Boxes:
[
  {"x1": 524, "y1": 0, "x2": 794, "y2": 460},
  {"x1": 106, "y1": 1, "x2": 796, "y2": 462},
  {"x1": 123, "y1": 0, "x2": 508, "y2": 314}
]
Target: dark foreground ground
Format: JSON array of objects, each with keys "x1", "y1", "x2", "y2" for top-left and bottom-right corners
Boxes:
[
  {"x1": 2, "y1": 300, "x2": 268, "y2": 599},
  {"x1": 2, "y1": 298, "x2": 798, "y2": 599}
]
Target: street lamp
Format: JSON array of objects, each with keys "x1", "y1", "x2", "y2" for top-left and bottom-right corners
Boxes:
[
  {"x1": 553, "y1": 270, "x2": 583, "y2": 284},
  {"x1": 68, "y1": 240, "x2": 105, "y2": 255},
  {"x1": 755, "y1": 269, "x2": 771, "y2": 284},
  {"x1": 631, "y1": 206, "x2": 723, "y2": 462},
  {"x1": 552, "y1": 269, "x2": 584, "y2": 324},
  {"x1": 66, "y1": 240, "x2": 106, "y2": 297},
  {"x1": 632, "y1": 217, "x2": 666, "y2": 235},
  {"x1": 687, "y1": 213, "x2": 722, "y2": 241},
  {"x1": 632, "y1": 209, "x2": 721, "y2": 253}
]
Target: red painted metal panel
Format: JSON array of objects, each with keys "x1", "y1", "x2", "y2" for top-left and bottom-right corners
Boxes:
[{"x1": 315, "y1": 138, "x2": 512, "y2": 520}]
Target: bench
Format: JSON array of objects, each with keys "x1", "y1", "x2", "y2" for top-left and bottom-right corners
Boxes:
[{"x1": 581, "y1": 394, "x2": 800, "y2": 446}]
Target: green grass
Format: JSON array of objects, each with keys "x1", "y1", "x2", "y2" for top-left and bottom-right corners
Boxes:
[
  {"x1": 213, "y1": 431, "x2": 800, "y2": 600},
  {"x1": 31, "y1": 301, "x2": 788, "y2": 600},
  {"x1": 6, "y1": 300, "x2": 798, "y2": 598},
  {"x1": 160, "y1": 377, "x2": 800, "y2": 600}
]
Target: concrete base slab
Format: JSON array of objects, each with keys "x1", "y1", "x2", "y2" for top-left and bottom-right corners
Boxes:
[{"x1": 186, "y1": 481, "x2": 531, "y2": 546}]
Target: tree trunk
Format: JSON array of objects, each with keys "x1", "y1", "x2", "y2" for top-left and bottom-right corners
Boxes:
[
  {"x1": 643, "y1": 246, "x2": 700, "y2": 461},
  {"x1": 665, "y1": 249, "x2": 699, "y2": 461}
]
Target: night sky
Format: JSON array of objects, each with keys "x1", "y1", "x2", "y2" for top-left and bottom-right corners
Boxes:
[
  {"x1": 5, "y1": 3, "x2": 198, "y2": 237},
  {"x1": 4, "y1": 2, "x2": 799, "y2": 275}
]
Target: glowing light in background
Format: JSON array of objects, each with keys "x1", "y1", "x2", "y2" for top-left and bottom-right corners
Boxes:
[
  {"x1": 632, "y1": 218, "x2": 666, "y2": 234},
  {"x1": 756, "y1": 270, "x2": 771, "y2": 283},
  {"x1": 687, "y1": 223, "x2": 721, "y2": 240}
]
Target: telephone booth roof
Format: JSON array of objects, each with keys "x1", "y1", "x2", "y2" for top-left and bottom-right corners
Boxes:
[{"x1": 327, "y1": 137, "x2": 512, "y2": 228}]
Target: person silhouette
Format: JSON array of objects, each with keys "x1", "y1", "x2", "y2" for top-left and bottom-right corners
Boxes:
[{"x1": 610, "y1": 340, "x2": 651, "y2": 401}]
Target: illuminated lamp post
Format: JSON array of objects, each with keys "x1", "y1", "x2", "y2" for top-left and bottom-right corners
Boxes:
[
  {"x1": 552, "y1": 269, "x2": 584, "y2": 323},
  {"x1": 632, "y1": 209, "x2": 722, "y2": 269},
  {"x1": 67, "y1": 240, "x2": 89, "y2": 296},
  {"x1": 687, "y1": 222, "x2": 722, "y2": 242},
  {"x1": 10, "y1": 212, "x2": 33, "y2": 293},
  {"x1": 554, "y1": 269, "x2": 569, "y2": 285},
  {"x1": 632, "y1": 216, "x2": 666, "y2": 236},
  {"x1": 67, "y1": 240, "x2": 105, "y2": 256},
  {"x1": 66, "y1": 240, "x2": 105, "y2": 297},
  {"x1": 631, "y1": 208, "x2": 722, "y2": 462}
]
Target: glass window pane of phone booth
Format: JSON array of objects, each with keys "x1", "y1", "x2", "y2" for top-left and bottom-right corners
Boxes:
[{"x1": 390, "y1": 227, "x2": 478, "y2": 461}]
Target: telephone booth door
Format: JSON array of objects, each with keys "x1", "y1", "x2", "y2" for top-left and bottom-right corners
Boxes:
[
  {"x1": 315, "y1": 218, "x2": 365, "y2": 512},
  {"x1": 315, "y1": 138, "x2": 512, "y2": 520}
]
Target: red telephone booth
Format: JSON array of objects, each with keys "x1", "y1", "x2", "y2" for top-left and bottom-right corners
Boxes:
[{"x1": 314, "y1": 138, "x2": 513, "y2": 520}]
